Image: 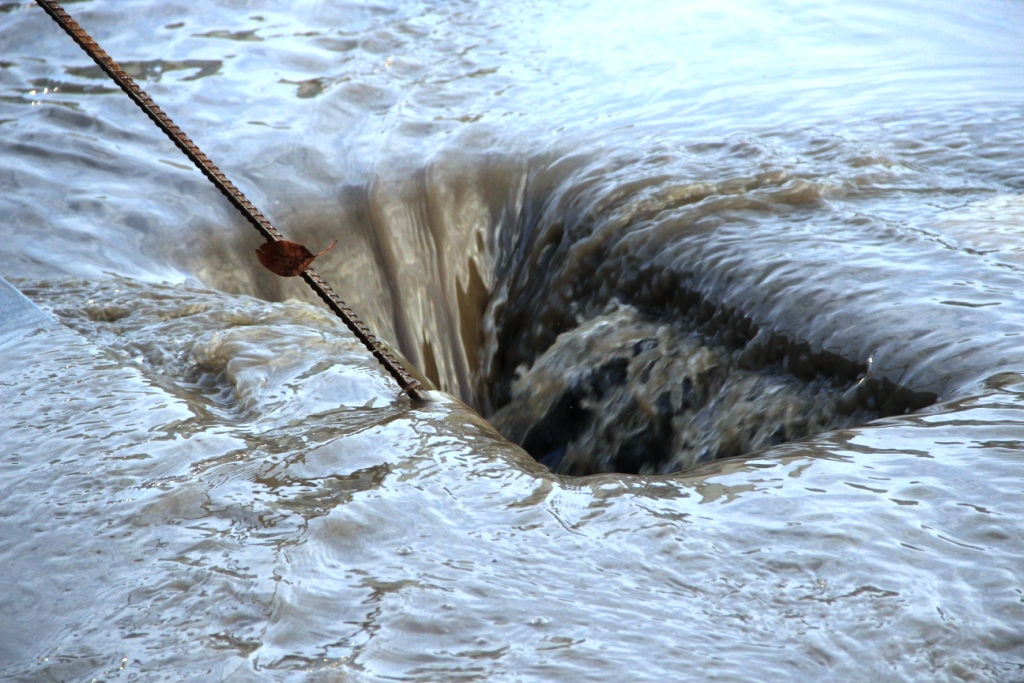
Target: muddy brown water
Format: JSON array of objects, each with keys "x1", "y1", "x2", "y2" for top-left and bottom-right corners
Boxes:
[{"x1": 1, "y1": 0, "x2": 1023, "y2": 679}]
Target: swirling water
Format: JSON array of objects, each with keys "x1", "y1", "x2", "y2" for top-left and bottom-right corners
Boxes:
[{"x1": 1, "y1": 0, "x2": 1023, "y2": 680}]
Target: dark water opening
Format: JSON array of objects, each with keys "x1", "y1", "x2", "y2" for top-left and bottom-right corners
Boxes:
[
  {"x1": 478, "y1": 248, "x2": 936, "y2": 476},
  {"x1": 485, "y1": 304, "x2": 937, "y2": 475}
]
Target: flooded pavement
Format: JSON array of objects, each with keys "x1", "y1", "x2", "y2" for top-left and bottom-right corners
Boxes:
[{"x1": 1, "y1": 0, "x2": 1023, "y2": 680}]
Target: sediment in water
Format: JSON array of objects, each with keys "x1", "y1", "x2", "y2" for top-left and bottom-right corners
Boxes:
[{"x1": 472, "y1": 161, "x2": 937, "y2": 475}]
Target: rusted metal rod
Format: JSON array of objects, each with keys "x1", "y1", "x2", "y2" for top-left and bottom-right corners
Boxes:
[{"x1": 35, "y1": 0, "x2": 424, "y2": 401}]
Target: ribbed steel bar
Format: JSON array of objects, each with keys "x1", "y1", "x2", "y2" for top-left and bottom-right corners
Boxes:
[{"x1": 35, "y1": 0, "x2": 424, "y2": 400}]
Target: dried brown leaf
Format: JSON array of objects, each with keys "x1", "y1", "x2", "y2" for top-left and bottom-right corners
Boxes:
[{"x1": 256, "y1": 239, "x2": 337, "y2": 277}]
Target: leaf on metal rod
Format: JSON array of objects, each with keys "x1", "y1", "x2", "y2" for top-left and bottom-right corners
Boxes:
[{"x1": 256, "y1": 239, "x2": 337, "y2": 277}]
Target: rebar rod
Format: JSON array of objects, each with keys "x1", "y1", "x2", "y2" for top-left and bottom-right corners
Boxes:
[{"x1": 35, "y1": 0, "x2": 424, "y2": 401}]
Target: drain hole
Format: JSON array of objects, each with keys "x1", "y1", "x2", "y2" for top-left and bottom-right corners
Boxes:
[{"x1": 488, "y1": 304, "x2": 885, "y2": 475}]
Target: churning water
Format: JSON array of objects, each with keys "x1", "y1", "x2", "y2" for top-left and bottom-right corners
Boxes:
[{"x1": 1, "y1": 0, "x2": 1023, "y2": 679}]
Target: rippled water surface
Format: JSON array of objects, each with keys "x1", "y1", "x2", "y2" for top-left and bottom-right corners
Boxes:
[{"x1": 1, "y1": 0, "x2": 1024, "y2": 679}]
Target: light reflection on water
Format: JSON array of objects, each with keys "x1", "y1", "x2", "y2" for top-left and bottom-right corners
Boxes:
[{"x1": 1, "y1": 0, "x2": 1024, "y2": 679}]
